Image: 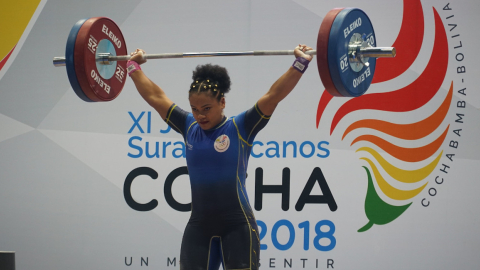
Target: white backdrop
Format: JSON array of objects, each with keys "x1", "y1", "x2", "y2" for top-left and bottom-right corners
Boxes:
[{"x1": 1, "y1": 0, "x2": 480, "y2": 269}]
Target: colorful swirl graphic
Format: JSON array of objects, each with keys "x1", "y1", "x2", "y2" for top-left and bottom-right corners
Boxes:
[{"x1": 316, "y1": 2, "x2": 451, "y2": 232}]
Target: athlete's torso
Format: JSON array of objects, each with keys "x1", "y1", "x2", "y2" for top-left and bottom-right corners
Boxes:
[
  {"x1": 165, "y1": 104, "x2": 269, "y2": 226},
  {"x1": 185, "y1": 118, "x2": 249, "y2": 224}
]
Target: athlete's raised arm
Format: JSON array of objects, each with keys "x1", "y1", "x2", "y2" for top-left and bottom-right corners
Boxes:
[
  {"x1": 128, "y1": 49, "x2": 174, "y2": 119},
  {"x1": 257, "y1": 44, "x2": 313, "y2": 116}
]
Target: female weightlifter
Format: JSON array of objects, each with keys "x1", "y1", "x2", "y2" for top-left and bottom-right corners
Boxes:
[{"x1": 128, "y1": 44, "x2": 313, "y2": 270}]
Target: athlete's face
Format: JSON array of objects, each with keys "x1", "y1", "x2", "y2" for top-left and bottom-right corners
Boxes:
[{"x1": 189, "y1": 92, "x2": 226, "y2": 130}]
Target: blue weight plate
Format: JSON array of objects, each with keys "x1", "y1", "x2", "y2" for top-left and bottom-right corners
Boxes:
[
  {"x1": 327, "y1": 8, "x2": 376, "y2": 97},
  {"x1": 65, "y1": 18, "x2": 93, "y2": 102}
]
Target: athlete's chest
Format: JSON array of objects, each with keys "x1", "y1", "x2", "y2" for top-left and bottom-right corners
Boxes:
[{"x1": 185, "y1": 121, "x2": 240, "y2": 165}]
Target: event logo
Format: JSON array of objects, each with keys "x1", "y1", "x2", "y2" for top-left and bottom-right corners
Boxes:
[
  {"x1": 316, "y1": 0, "x2": 451, "y2": 232},
  {"x1": 0, "y1": 0, "x2": 41, "y2": 72}
]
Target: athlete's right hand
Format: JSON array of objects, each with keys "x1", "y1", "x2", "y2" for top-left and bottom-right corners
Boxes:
[{"x1": 130, "y1": 48, "x2": 147, "y2": 65}]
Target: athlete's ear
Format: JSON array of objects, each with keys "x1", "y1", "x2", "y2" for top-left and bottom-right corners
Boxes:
[{"x1": 220, "y1": 97, "x2": 226, "y2": 109}]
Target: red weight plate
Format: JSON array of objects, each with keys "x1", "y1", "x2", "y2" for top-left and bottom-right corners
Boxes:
[
  {"x1": 74, "y1": 17, "x2": 127, "y2": 102},
  {"x1": 317, "y1": 8, "x2": 344, "y2": 97}
]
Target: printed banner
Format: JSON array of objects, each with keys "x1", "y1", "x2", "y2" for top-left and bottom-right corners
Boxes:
[{"x1": 0, "y1": 0, "x2": 479, "y2": 269}]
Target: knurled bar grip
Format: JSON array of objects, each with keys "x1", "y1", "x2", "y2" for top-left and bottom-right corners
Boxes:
[{"x1": 52, "y1": 47, "x2": 395, "y2": 67}]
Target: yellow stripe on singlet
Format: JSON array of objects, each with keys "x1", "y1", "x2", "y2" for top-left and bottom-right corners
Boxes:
[
  {"x1": 184, "y1": 121, "x2": 197, "y2": 146},
  {"x1": 232, "y1": 118, "x2": 252, "y2": 147},
  {"x1": 164, "y1": 104, "x2": 186, "y2": 136},
  {"x1": 254, "y1": 103, "x2": 271, "y2": 120},
  {"x1": 233, "y1": 118, "x2": 255, "y2": 269},
  {"x1": 215, "y1": 117, "x2": 228, "y2": 129},
  {"x1": 247, "y1": 103, "x2": 270, "y2": 142},
  {"x1": 166, "y1": 104, "x2": 177, "y2": 123}
]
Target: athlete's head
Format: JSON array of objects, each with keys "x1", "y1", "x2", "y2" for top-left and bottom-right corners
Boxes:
[{"x1": 189, "y1": 64, "x2": 231, "y2": 130}]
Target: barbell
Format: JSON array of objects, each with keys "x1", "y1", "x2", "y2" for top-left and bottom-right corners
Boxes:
[{"x1": 53, "y1": 7, "x2": 396, "y2": 102}]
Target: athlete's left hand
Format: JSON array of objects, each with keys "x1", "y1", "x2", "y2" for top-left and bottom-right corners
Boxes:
[{"x1": 294, "y1": 44, "x2": 313, "y2": 61}]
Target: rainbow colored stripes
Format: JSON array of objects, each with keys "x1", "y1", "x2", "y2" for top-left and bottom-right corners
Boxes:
[{"x1": 353, "y1": 84, "x2": 451, "y2": 204}]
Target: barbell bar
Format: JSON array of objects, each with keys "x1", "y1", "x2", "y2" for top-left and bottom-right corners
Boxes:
[
  {"x1": 53, "y1": 47, "x2": 395, "y2": 67},
  {"x1": 53, "y1": 7, "x2": 396, "y2": 102}
]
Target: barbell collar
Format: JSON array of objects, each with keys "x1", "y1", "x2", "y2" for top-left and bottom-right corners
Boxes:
[
  {"x1": 53, "y1": 57, "x2": 67, "y2": 67},
  {"x1": 359, "y1": 47, "x2": 396, "y2": 58}
]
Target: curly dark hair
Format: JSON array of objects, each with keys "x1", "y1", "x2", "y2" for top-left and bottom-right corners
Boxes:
[{"x1": 189, "y1": 64, "x2": 231, "y2": 101}]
